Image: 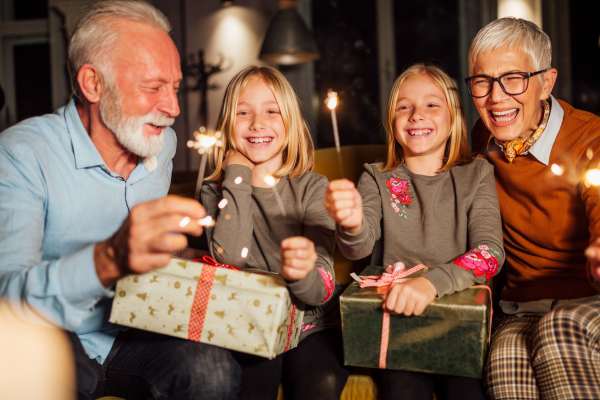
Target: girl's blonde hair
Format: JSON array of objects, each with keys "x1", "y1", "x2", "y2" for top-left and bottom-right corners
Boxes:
[
  {"x1": 382, "y1": 63, "x2": 471, "y2": 172},
  {"x1": 207, "y1": 65, "x2": 314, "y2": 181}
]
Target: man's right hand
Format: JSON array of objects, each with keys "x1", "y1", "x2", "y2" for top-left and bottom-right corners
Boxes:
[
  {"x1": 325, "y1": 179, "x2": 363, "y2": 234},
  {"x1": 94, "y1": 195, "x2": 206, "y2": 287}
]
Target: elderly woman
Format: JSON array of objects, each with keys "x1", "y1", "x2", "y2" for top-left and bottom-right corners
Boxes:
[{"x1": 466, "y1": 18, "x2": 600, "y2": 400}]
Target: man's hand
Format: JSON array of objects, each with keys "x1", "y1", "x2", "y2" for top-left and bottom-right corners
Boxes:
[
  {"x1": 585, "y1": 238, "x2": 600, "y2": 285},
  {"x1": 384, "y1": 277, "x2": 437, "y2": 316},
  {"x1": 325, "y1": 179, "x2": 363, "y2": 234},
  {"x1": 280, "y1": 237, "x2": 317, "y2": 281},
  {"x1": 95, "y1": 195, "x2": 206, "y2": 287}
]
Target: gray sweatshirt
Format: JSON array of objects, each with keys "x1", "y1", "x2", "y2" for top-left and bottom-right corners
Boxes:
[
  {"x1": 337, "y1": 158, "x2": 505, "y2": 297},
  {"x1": 201, "y1": 165, "x2": 337, "y2": 336}
]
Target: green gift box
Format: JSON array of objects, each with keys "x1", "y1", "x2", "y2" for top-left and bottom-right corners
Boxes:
[{"x1": 340, "y1": 265, "x2": 491, "y2": 378}]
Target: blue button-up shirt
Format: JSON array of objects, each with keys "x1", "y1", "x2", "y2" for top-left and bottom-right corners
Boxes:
[{"x1": 0, "y1": 99, "x2": 176, "y2": 363}]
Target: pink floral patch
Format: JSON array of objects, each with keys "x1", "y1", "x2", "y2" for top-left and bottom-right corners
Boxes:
[
  {"x1": 386, "y1": 177, "x2": 412, "y2": 218},
  {"x1": 302, "y1": 323, "x2": 317, "y2": 332},
  {"x1": 318, "y1": 267, "x2": 335, "y2": 302},
  {"x1": 453, "y1": 244, "x2": 499, "y2": 281}
]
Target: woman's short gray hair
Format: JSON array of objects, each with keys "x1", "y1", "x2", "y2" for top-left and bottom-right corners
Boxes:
[
  {"x1": 468, "y1": 17, "x2": 552, "y2": 73},
  {"x1": 68, "y1": 0, "x2": 171, "y2": 97}
]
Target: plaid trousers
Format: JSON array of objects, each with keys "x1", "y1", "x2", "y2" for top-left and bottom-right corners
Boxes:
[{"x1": 485, "y1": 296, "x2": 600, "y2": 400}]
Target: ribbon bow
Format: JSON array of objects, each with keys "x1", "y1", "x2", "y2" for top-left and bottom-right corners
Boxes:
[
  {"x1": 352, "y1": 262, "x2": 427, "y2": 369},
  {"x1": 351, "y1": 262, "x2": 428, "y2": 292},
  {"x1": 199, "y1": 255, "x2": 239, "y2": 271}
]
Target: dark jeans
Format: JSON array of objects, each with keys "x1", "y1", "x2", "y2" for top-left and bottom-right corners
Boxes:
[
  {"x1": 235, "y1": 328, "x2": 349, "y2": 400},
  {"x1": 375, "y1": 369, "x2": 486, "y2": 400},
  {"x1": 70, "y1": 329, "x2": 241, "y2": 400}
]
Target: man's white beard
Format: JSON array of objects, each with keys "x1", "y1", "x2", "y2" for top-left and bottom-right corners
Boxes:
[{"x1": 99, "y1": 86, "x2": 174, "y2": 158}]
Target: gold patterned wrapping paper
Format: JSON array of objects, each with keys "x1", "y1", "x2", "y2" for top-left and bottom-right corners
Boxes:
[{"x1": 109, "y1": 257, "x2": 304, "y2": 359}]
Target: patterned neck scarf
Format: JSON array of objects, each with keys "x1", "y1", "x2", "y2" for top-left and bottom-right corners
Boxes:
[{"x1": 493, "y1": 99, "x2": 551, "y2": 163}]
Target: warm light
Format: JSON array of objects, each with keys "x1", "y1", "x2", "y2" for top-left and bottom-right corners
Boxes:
[
  {"x1": 198, "y1": 216, "x2": 216, "y2": 227},
  {"x1": 587, "y1": 148, "x2": 594, "y2": 160},
  {"x1": 179, "y1": 216, "x2": 191, "y2": 228},
  {"x1": 218, "y1": 199, "x2": 228, "y2": 209},
  {"x1": 263, "y1": 175, "x2": 277, "y2": 187},
  {"x1": 326, "y1": 90, "x2": 338, "y2": 110},
  {"x1": 497, "y1": 0, "x2": 542, "y2": 27},
  {"x1": 187, "y1": 127, "x2": 223, "y2": 154},
  {"x1": 234, "y1": 176, "x2": 243, "y2": 184},
  {"x1": 584, "y1": 169, "x2": 600, "y2": 187},
  {"x1": 550, "y1": 163, "x2": 564, "y2": 176},
  {"x1": 241, "y1": 247, "x2": 249, "y2": 258}
]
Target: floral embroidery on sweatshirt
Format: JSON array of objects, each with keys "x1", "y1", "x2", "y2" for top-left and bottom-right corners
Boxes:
[
  {"x1": 386, "y1": 177, "x2": 412, "y2": 218},
  {"x1": 318, "y1": 267, "x2": 335, "y2": 302},
  {"x1": 453, "y1": 244, "x2": 500, "y2": 280}
]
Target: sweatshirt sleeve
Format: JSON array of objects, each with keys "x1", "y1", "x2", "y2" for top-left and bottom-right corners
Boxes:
[
  {"x1": 425, "y1": 161, "x2": 505, "y2": 297},
  {"x1": 336, "y1": 164, "x2": 383, "y2": 260},
  {"x1": 201, "y1": 165, "x2": 255, "y2": 267},
  {"x1": 285, "y1": 176, "x2": 336, "y2": 306}
]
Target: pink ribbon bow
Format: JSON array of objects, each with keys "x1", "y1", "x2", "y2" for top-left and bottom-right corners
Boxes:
[
  {"x1": 352, "y1": 262, "x2": 427, "y2": 368},
  {"x1": 351, "y1": 262, "x2": 428, "y2": 292}
]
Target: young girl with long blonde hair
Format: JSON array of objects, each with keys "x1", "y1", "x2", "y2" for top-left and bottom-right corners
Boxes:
[
  {"x1": 325, "y1": 64, "x2": 505, "y2": 400},
  {"x1": 202, "y1": 65, "x2": 347, "y2": 399}
]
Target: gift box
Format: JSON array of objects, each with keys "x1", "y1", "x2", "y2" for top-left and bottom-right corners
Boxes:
[
  {"x1": 109, "y1": 256, "x2": 304, "y2": 359},
  {"x1": 340, "y1": 265, "x2": 491, "y2": 378}
]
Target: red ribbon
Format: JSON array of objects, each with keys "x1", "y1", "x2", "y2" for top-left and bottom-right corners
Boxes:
[
  {"x1": 199, "y1": 255, "x2": 239, "y2": 270},
  {"x1": 284, "y1": 304, "x2": 297, "y2": 351},
  {"x1": 187, "y1": 257, "x2": 238, "y2": 341}
]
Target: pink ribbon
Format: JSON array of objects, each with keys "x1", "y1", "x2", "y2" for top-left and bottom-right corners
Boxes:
[
  {"x1": 351, "y1": 262, "x2": 427, "y2": 291},
  {"x1": 352, "y1": 262, "x2": 427, "y2": 368},
  {"x1": 353, "y1": 263, "x2": 493, "y2": 369}
]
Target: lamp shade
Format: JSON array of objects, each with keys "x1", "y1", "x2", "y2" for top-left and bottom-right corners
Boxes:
[{"x1": 259, "y1": 6, "x2": 319, "y2": 65}]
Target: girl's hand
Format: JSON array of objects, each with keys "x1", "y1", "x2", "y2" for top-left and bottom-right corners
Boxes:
[
  {"x1": 280, "y1": 236, "x2": 317, "y2": 281},
  {"x1": 223, "y1": 150, "x2": 254, "y2": 169},
  {"x1": 384, "y1": 277, "x2": 437, "y2": 316},
  {"x1": 325, "y1": 179, "x2": 363, "y2": 234},
  {"x1": 585, "y1": 238, "x2": 600, "y2": 284}
]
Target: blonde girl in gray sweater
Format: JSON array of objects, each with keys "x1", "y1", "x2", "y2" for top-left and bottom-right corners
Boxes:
[
  {"x1": 325, "y1": 64, "x2": 504, "y2": 400},
  {"x1": 202, "y1": 65, "x2": 347, "y2": 400}
]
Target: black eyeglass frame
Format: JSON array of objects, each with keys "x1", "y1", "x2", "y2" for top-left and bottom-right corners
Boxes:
[{"x1": 465, "y1": 68, "x2": 549, "y2": 98}]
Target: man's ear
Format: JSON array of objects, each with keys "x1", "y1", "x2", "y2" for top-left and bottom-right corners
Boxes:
[
  {"x1": 541, "y1": 68, "x2": 558, "y2": 100},
  {"x1": 76, "y1": 64, "x2": 104, "y2": 104}
]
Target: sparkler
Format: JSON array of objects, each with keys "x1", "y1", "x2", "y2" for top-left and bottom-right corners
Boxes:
[
  {"x1": 326, "y1": 90, "x2": 344, "y2": 176},
  {"x1": 187, "y1": 127, "x2": 223, "y2": 200}
]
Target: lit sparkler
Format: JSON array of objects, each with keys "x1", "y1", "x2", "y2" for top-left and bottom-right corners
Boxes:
[{"x1": 187, "y1": 127, "x2": 223, "y2": 199}]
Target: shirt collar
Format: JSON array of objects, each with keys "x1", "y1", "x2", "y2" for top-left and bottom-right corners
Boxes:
[
  {"x1": 527, "y1": 96, "x2": 564, "y2": 165},
  {"x1": 64, "y1": 98, "x2": 106, "y2": 169}
]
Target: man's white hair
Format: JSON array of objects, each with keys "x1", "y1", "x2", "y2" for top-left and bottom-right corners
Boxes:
[
  {"x1": 468, "y1": 17, "x2": 552, "y2": 74},
  {"x1": 68, "y1": 0, "x2": 171, "y2": 98}
]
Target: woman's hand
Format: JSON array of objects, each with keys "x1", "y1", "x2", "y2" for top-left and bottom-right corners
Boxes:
[
  {"x1": 325, "y1": 179, "x2": 363, "y2": 234},
  {"x1": 384, "y1": 277, "x2": 437, "y2": 316}
]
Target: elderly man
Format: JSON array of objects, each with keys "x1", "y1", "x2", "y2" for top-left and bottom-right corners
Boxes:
[
  {"x1": 467, "y1": 17, "x2": 600, "y2": 400},
  {"x1": 0, "y1": 1, "x2": 240, "y2": 399}
]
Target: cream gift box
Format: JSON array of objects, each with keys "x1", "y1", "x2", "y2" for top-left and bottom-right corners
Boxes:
[{"x1": 109, "y1": 256, "x2": 303, "y2": 359}]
